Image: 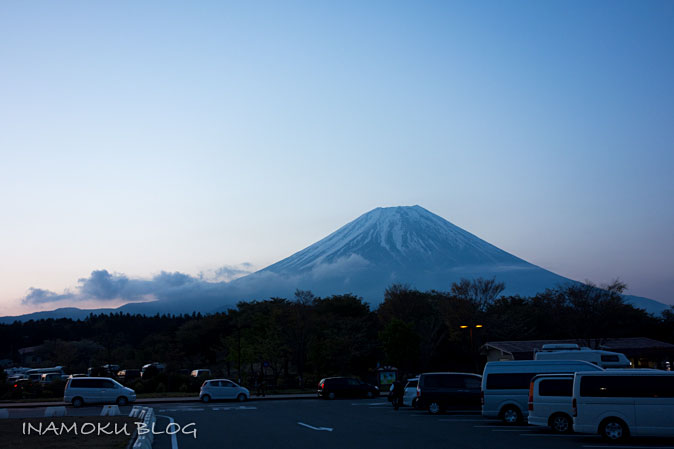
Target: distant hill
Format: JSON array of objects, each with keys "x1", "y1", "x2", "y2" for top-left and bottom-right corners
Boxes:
[
  {"x1": 0, "y1": 307, "x2": 116, "y2": 324},
  {"x1": 2, "y1": 205, "x2": 670, "y2": 322}
]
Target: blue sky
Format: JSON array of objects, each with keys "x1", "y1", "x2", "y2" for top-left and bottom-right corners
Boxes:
[{"x1": 1, "y1": 1, "x2": 672, "y2": 315}]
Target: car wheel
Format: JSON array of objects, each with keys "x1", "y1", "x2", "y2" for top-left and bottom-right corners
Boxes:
[
  {"x1": 366, "y1": 391, "x2": 374, "y2": 398},
  {"x1": 428, "y1": 401, "x2": 441, "y2": 415},
  {"x1": 550, "y1": 413, "x2": 571, "y2": 434},
  {"x1": 328, "y1": 392, "x2": 336, "y2": 400},
  {"x1": 501, "y1": 406, "x2": 522, "y2": 424},
  {"x1": 601, "y1": 418, "x2": 628, "y2": 442},
  {"x1": 72, "y1": 397, "x2": 84, "y2": 408},
  {"x1": 201, "y1": 394, "x2": 211, "y2": 403},
  {"x1": 237, "y1": 393, "x2": 247, "y2": 402},
  {"x1": 116, "y1": 396, "x2": 128, "y2": 406}
]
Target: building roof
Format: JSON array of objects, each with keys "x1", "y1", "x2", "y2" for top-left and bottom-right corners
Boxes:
[
  {"x1": 481, "y1": 337, "x2": 674, "y2": 359},
  {"x1": 18, "y1": 346, "x2": 41, "y2": 355}
]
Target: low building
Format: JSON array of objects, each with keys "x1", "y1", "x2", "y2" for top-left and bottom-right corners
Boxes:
[
  {"x1": 17, "y1": 346, "x2": 42, "y2": 365},
  {"x1": 480, "y1": 337, "x2": 674, "y2": 370}
]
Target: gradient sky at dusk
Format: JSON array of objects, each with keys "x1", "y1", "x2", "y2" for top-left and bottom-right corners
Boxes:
[{"x1": 1, "y1": 1, "x2": 673, "y2": 315}]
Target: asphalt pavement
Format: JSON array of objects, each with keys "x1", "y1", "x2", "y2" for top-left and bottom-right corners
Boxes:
[
  {"x1": 3, "y1": 398, "x2": 674, "y2": 449},
  {"x1": 145, "y1": 399, "x2": 674, "y2": 449}
]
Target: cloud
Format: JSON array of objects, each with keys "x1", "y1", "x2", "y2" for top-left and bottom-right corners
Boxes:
[
  {"x1": 78, "y1": 270, "x2": 133, "y2": 300},
  {"x1": 20, "y1": 266, "x2": 250, "y2": 306},
  {"x1": 22, "y1": 288, "x2": 75, "y2": 304},
  {"x1": 20, "y1": 257, "x2": 371, "y2": 310},
  {"x1": 198, "y1": 263, "x2": 255, "y2": 282},
  {"x1": 308, "y1": 254, "x2": 371, "y2": 279}
]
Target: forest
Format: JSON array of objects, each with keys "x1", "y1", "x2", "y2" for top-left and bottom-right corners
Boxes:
[{"x1": 1, "y1": 278, "x2": 673, "y2": 398}]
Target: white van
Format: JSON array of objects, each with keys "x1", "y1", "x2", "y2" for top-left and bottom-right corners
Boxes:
[
  {"x1": 534, "y1": 345, "x2": 631, "y2": 368},
  {"x1": 64, "y1": 377, "x2": 136, "y2": 408},
  {"x1": 572, "y1": 370, "x2": 674, "y2": 441},
  {"x1": 527, "y1": 374, "x2": 574, "y2": 433},
  {"x1": 25, "y1": 366, "x2": 65, "y2": 379},
  {"x1": 482, "y1": 360, "x2": 603, "y2": 424}
]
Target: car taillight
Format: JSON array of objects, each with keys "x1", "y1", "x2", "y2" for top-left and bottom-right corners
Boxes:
[
  {"x1": 572, "y1": 398, "x2": 577, "y2": 417},
  {"x1": 416, "y1": 385, "x2": 420, "y2": 397},
  {"x1": 320, "y1": 382, "x2": 324, "y2": 389},
  {"x1": 528, "y1": 382, "x2": 534, "y2": 411},
  {"x1": 13, "y1": 384, "x2": 17, "y2": 388}
]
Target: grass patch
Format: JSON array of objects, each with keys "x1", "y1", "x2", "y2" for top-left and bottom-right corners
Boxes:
[{"x1": 0, "y1": 416, "x2": 137, "y2": 449}]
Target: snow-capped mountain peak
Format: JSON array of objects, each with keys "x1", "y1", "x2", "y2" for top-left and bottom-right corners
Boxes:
[{"x1": 262, "y1": 205, "x2": 529, "y2": 275}]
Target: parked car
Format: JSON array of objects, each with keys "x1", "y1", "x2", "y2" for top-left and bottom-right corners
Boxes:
[
  {"x1": 141, "y1": 362, "x2": 166, "y2": 378},
  {"x1": 103, "y1": 364, "x2": 120, "y2": 374},
  {"x1": 317, "y1": 377, "x2": 379, "y2": 399},
  {"x1": 200, "y1": 379, "x2": 249, "y2": 403},
  {"x1": 64, "y1": 377, "x2": 136, "y2": 407},
  {"x1": 7, "y1": 375, "x2": 23, "y2": 384},
  {"x1": 572, "y1": 369, "x2": 674, "y2": 441},
  {"x1": 527, "y1": 373, "x2": 574, "y2": 433},
  {"x1": 88, "y1": 366, "x2": 115, "y2": 377},
  {"x1": 40, "y1": 373, "x2": 64, "y2": 383},
  {"x1": 482, "y1": 360, "x2": 603, "y2": 424},
  {"x1": 403, "y1": 377, "x2": 419, "y2": 407},
  {"x1": 416, "y1": 372, "x2": 482, "y2": 414},
  {"x1": 191, "y1": 369, "x2": 212, "y2": 378},
  {"x1": 25, "y1": 366, "x2": 65, "y2": 378},
  {"x1": 117, "y1": 369, "x2": 140, "y2": 382}
]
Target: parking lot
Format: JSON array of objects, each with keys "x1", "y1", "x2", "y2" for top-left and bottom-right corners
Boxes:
[
  {"x1": 2, "y1": 398, "x2": 674, "y2": 449},
  {"x1": 7, "y1": 398, "x2": 673, "y2": 449}
]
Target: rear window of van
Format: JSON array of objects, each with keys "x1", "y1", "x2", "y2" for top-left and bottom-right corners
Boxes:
[
  {"x1": 580, "y1": 375, "x2": 674, "y2": 398},
  {"x1": 539, "y1": 379, "x2": 572, "y2": 396}
]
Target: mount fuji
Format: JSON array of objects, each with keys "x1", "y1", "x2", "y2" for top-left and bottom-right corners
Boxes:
[
  {"x1": 216, "y1": 205, "x2": 667, "y2": 314},
  {"x1": 2, "y1": 205, "x2": 668, "y2": 322}
]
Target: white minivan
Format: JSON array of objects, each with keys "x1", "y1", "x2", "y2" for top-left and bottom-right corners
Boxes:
[
  {"x1": 527, "y1": 374, "x2": 574, "y2": 433},
  {"x1": 572, "y1": 370, "x2": 674, "y2": 441},
  {"x1": 64, "y1": 377, "x2": 136, "y2": 408},
  {"x1": 482, "y1": 360, "x2": 603, "y2": 424}
]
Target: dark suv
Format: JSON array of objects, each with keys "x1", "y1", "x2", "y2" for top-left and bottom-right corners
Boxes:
[
  {"x1": 417, "y1": 372, "x2": 482, "y2": 414},
  {"x1": 317, "y1": 377, "x2": 379, "y2": 399}
]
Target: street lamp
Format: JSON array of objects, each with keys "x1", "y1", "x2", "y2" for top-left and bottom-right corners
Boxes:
[
  {"x1": 460, "y1": 324, "x2": 485, "y2": 373},
  {"x1": 459, "y1": 324, "x2": 484, "y2": 347}
]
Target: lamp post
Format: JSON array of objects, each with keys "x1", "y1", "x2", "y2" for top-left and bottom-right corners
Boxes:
[
  {"x1": 460, "y1": 324, "x2": 483, "y2": 348},
  {"x1": 460, "y1": 324, "x2": 484, "y2": 373}
]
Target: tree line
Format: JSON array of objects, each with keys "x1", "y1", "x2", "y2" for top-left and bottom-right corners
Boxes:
[{"x1": 2, "y1": 278, "x2": 673, "y2": 392}]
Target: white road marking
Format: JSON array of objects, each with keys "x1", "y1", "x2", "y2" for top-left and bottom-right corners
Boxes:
[
  {"x1": 297, "y1": 422, "x2": 333, "y2": 432},
  {"x1": 156, "y1": 414, "x2": 179, "y2": 449}
]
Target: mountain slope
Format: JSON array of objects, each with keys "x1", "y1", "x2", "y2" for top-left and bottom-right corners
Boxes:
[
  {"x1": 264, "y1": 205, "x2": 528, "y2": 273},
  {"x1": 3, "y1": 205, "x2": 670, "y2": 321},
  {"x1": 227, "y1": 205, "x2": 668, "y2": 314}
]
